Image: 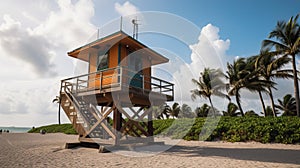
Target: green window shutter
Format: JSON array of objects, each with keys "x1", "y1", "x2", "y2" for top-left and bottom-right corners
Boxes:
[{"x1": 97, "y1": 51, "x2": 109, "y2": 71}]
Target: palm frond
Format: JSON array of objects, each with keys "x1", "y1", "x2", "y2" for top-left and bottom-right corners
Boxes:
[
  {"x1": 52, "y1": 96, "x2": 60, "y2": 103},
  {"x1": 261, "y1": 39, "x2": 288, "y2": 52},
  {"x1": 191, "y1": 67, "x2": 228, "y2": 102}
]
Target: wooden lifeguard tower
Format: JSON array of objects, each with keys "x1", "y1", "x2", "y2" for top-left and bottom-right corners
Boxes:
[{"x1": 59, "y1": 31, "x2": 174, "y2": 149}]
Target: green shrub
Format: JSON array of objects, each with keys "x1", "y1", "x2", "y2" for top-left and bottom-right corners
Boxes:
[
  {"x1": 153, "y1": 116, "x2": 300, "y2": 144},
  {"x1": 28, "y1": 117, "x2": 300, "y2": 144},
  {"x1": 28, "y1": 124, "x2": 77, "y2": 134}
]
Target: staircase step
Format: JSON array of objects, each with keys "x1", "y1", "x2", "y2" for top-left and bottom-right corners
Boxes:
[
  {"x1": 64, "y1": 102, "x2": 71, "y2": 107},
  {"x1": 62, "y1": 94, "x2": 109, "y2": 136},
  {"x1": 76, "y1": 121, "x2": 84, "y2": 124},
  {"x1": 70, "y1": 112, "x2": 77, "y2": 115}
]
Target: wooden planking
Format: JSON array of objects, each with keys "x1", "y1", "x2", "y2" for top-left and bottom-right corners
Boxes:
[
  {"x1": 88, "y1": 43, "x2": 120, "y2": 89},
  {"x1": 88, "y1": 52, "x2": 97, "y2": 88}
]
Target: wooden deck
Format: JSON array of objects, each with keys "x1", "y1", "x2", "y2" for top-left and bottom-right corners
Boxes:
[{"x1": 60, "y1": 66, "x2": 174, "y2": 106}]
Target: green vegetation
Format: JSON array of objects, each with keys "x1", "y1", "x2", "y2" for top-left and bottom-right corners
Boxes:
[
  {"x1": 155, "y1": 117, "x2": 300, "y2": 144},
  {"x1": 276, "y1": 94, "x2": 297, "y2": 116},
  {"x1": 28, "y1": 124, "x2": 77, "y2": 134},
  {"x1": 222, "y1": 102, "x2": 241, "y2": 117},
  {"x1": 29, "y1": 117, "x2": 300, "y2": 144}
]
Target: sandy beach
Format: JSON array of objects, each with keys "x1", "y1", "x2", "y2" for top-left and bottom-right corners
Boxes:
[{"x1": 0, "y1": 133, "x2": 300, "y2": 168}]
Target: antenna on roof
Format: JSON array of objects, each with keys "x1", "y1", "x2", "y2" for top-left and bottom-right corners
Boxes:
[
  {"x1": 120, "y1": 16, "x2": 123, "y2": 31},
  {"x1": 132, "y1": 17, "x2": 140, "y2": 40}
]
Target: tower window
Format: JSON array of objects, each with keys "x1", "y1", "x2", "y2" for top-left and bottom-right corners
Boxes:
[{"x1": 97, "y1": 51, "x2": 109, "y2": 71}]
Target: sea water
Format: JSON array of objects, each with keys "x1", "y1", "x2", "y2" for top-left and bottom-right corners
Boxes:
[{"x1": 0, "y1": 126, "x2": 31, "y2": 133}]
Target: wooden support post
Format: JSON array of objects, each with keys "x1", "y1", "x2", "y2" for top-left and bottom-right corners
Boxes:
[
  {"x1": 113, "y1": 108, "x2": 122, "y2": 131},
  {"x1": 113, "y1": 107, "x2": 122, "y2": 145},
  {"x1": 147, "y1": 108, "x2": 154, "y2": 137}
]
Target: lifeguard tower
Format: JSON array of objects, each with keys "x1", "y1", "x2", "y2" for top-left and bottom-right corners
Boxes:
[{"x1": 59, "y1": 30, "x2": 174, "y2": 149}]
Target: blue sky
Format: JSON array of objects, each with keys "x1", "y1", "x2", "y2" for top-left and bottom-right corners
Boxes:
[
  {"x1": 93, "y1": 0, "x2": 300, "y2": 57},
  {"x1": 0, "y1": 0, "x2": 299, "y2": 127}
]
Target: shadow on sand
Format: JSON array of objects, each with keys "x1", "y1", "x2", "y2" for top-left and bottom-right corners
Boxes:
[
  {"x1": 67, "y1": 140, "x2": 300, "y2": 165},
  {"x1": 163, "y1": 144, "x2": 300, "y2": 165}
]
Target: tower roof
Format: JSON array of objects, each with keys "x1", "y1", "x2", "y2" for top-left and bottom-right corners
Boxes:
[{"x1": 67, "y1": 31, "x2": 169, "y2": 65}]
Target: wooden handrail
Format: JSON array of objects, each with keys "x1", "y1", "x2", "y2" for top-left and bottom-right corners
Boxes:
[
  {"x1": 60, "y1": 66, "x2": 174, "y2": 98},
  {"x1": 61, "y1": 66, "x2": 120, "y2": 82},
  {"x1": 64, "y1": 87, "x2": 90, "y2": 128}
]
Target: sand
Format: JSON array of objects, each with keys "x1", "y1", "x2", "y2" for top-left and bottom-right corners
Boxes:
[{"x1": 0, "y1": 133, "x2": 300, "y2": 168}]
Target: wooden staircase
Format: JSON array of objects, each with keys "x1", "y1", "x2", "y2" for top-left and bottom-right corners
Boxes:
[
  {"x1": 60, "y1": 88, "x2": 111, "y2": 139},
  {"x1": 59, "y1": 81, "x2": 156, "y2": 146}
]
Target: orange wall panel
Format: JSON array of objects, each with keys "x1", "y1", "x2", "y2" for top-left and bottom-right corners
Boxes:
[
  {"x1": 86, "y1": 43, "x2": 153, "y2": 90},
  {"x1": 109, "y1": 44, "x2": 118, "y2": 68},
  {"x1": 88, "y1": 52, "x2": 97, "y2": 88},
  {"x1": 88, "y1": 43, "x2": 120, "y2": 89}
]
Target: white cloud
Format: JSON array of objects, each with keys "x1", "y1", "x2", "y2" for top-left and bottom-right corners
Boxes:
[
  {"x1": 0, "y1": 15, "x2": 57, "y2": 77},
  {"x1": 0, "y1": 77, "x2": 70, "y2": 127},
  {"x1": 189, "y1": 24, "x2": 230, "y2": 71},
  {"x1": 0, "y1": 0, "x2": 96, "y2": 78},
  {"x1": 33, "y1": 0, "x2": 96, "y2": 50},
  {"x1": 115, "y1": 1, "x2": 139, "y2": 16},
  {"x1": 168, "y1": 24, "x2": 230, "y2": 109},
  {"x1": 0, "y1": 0, "x2": 97, "y2": 126}
]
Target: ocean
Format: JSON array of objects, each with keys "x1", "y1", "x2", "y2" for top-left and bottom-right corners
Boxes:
[{"x1": 0, "y1": 126, "x2": 31, "y2": 133}]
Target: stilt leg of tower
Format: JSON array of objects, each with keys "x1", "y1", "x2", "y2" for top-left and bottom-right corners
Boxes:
[
  {"x1": 113, "y1": 108, "x2": 122, "y2": 145},
  {"x1": 148, "y1": 109, "x2": 154, "y2": 137}
]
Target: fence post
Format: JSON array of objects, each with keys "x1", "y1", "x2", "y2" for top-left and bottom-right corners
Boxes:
[
  {"x1": 142, "y1": 75, "x2": 144, "y2": 90},
  {"x1": 76, "y1": 78, "x2": 79, "y2": 94},
  {"x1": 119, "y1": 66, "x2": 122, "y2": 87},
  {"x1": 160, "y1": 80, "x2": 162, "y2": 93},
  {"x1": 172, "y1": 84, "x2": 174, "y2": 99},
  {"x1": 100, "y1": 71, "x2": 103, "y2": 90}
]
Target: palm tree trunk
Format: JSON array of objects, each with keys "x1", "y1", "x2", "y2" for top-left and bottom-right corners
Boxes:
[
  {"x1": 58, "y1": 104, "x2": 61, "y2": 125},
  {"x1": 235, "y1": 90, "x2": 244, "y2": 116},
  {"x1": 58, "y1": 97, "x2": 61, "y2": 125},
  {"x1": 292, "y1": 54, "x2": 300, "y2": 117},
  {"x1": 258, "y1": 91, "x2": 267, "y2": 117},
  {"x1": 160, "y1": 113, "x2": 164, "y2": 120},
  {"x1": 208, "y1": 97, "x2": 216, "y2": 117},
  {"x1": 268, "y1": 87, "x2": 277, "y2": 117}
]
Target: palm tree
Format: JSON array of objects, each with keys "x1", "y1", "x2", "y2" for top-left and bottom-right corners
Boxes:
[
  {"x1": 160, "y1": 104, "x2": 170, "y2": 119},
  {"x1": 226, "y1": 57, "x2": 271, "y2": 116},
  {"x1": 261, "y1": 106, "x2": 280, "y2": 117},
  {"x1": 275, "y1": 94, "x2": 297, "y2": 116},
  {"x1": 191, "y1": 68, "x2": 229, "y2": 117},
  {"x1": 222, "y1": 102, "x2": 241, "y2": 117},
  {"x1": 151, "y1": 104, "x2": 170, "y2": 120},
  {"x1": 166, "y1": 102, "x2": 181, "y2": 119},
  {"x1": 52, "y1": 96, "x2": 61, "y2": 125},
  {"x1": 245, "y1": 110, "x2": 259, "y2": 117},
  {"x1": 255, "y1": 51, "x2": 292, "y2": 117},
  {"x1": 248, "y1": 55, "x2": 268, "y2": 116},
  {"x1": 179, "y1": 104, "x2": 194, "y2": 118},
  {"x1": 262, "y1": 14, "x2": 300, "y2": 117},
  {"x1": 195, "y1": 103, "x2": 210, "y2": 117},
  {"x1": 151, "y1": 106, "x2": 163, "y2": 119}
]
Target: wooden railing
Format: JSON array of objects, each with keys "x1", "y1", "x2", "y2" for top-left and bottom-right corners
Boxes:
[{"x1": 60, "y1": 66, "x2": 174, "y2": 99}]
